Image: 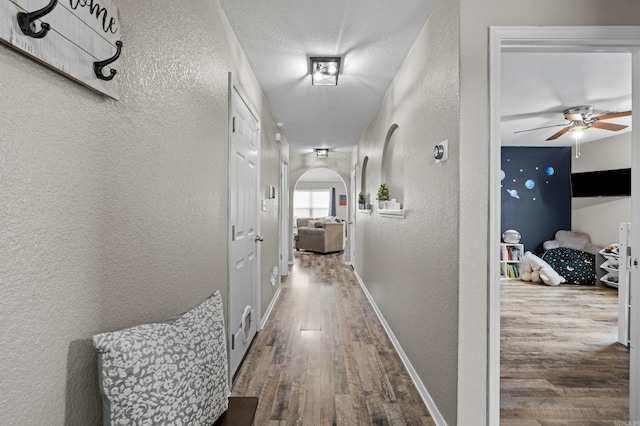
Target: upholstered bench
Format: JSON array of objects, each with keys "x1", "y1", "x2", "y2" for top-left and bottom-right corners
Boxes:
[{"x1": 93, "y1": 291, "x2": 257, "y2": 425}]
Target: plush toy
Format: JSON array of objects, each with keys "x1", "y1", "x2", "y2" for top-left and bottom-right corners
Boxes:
[
  {"x1": 520, "y1": 251, "x2": 565, "y2": 286},
  {"x1": 531, "y1": 270, "x2": 541, "y2": 283}
]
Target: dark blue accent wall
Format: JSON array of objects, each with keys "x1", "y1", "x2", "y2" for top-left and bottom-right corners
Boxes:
[{"x1": 501, "y1": 147, "x2": 572, "y2": 255}]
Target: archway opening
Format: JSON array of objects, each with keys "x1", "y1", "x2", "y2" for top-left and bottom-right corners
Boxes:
[{"x1": 294, "y1": 167, "x2": 348, "y2": 220}]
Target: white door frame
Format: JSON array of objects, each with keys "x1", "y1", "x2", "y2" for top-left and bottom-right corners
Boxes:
[
  {"x1": 348, "y1": 163, "x2": 357, "y2": 266},
  {"x1": 279, "y1": 152, "x2": 289, "y2": 276},
  {"x1": 488, "y1": 26, "x2": 640, "y2": 424}
]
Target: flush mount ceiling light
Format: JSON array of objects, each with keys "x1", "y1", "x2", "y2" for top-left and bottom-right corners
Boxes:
[
  {"x1": 316, "y1": 148, "x2": 329, "y2": 158},
  {"x1": 310, "y1": 57, "x2": 341, "y2": 86}
]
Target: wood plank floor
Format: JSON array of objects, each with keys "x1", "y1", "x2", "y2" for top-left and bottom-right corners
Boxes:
[
  {"x1": 231, "y1": 251, "x2": 434, "y2": 425},
  {"x1": 501, "y1": 279, "x2": 629, "y2": 425}
]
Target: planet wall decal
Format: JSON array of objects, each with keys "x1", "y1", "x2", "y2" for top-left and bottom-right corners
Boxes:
[{"x1": 506, "y1": 189, "x2": 520, "y2": 199}]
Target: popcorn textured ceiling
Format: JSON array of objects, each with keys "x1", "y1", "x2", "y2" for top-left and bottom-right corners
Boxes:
[{"x1": 219, "y1": 0, "x2": 437, "y2": 154}]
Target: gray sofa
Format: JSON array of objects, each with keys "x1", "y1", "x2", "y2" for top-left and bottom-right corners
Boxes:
[{"x1": 295, "y1": 217, "x2": 344, "y2": 253}]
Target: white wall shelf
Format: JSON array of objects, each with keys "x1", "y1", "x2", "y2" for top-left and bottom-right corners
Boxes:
[
  {"x1": 358, "y1": 209, "x2": 372, "y2": 215},
  {"x1": 378, "y1": 209, "x2": 405, "y2": 219}
]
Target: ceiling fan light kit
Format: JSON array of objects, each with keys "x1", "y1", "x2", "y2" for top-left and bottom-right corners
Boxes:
[
  {"x1": 563, "y1": 105, "x2": 593, "y2": 122},
  {"x1": 310, "y1": 57, "x2": 341, "y2": 86}
]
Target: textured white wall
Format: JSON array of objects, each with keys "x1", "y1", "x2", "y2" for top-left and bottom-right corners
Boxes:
[
  {"x1": 0, "y1": 1, "x2": 283, "y2": 424},
  {"x1": 572, "y1": 133, "x2": 632, "y2": 174},
  {"x1": 354, "y1": 0, "x2": 460, "y2": 423},
  {"x1": 459, "y1": 1, "x2": 640, "y2": 424},
  {"x1": 573, "y1": 197, "x2": 631, "y2": 247},
  {"x1": 571, "y1": 133, "x2": 631, "y2": 247}
]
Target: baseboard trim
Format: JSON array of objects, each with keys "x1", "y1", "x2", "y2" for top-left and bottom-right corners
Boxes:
[
  {"x1": 353, "y1": 268, "x2": 447, "y2": 426},
  {"x1": 260, "y1": 286, "x2": 281, "y2": 330}
]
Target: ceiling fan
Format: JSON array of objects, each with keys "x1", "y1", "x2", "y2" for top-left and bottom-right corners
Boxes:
[{"x1": 514, "y1": 105, "x2": 632, "y2": 141}]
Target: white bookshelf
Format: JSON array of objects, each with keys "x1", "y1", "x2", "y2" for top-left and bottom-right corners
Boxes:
[{"x1": 500, "y1": 243, "x2": 524, "y2": 280}]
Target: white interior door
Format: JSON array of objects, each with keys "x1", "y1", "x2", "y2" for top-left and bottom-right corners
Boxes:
[
  {"x1": 228, "y1": 79, "x2": 260, "y2": 380},
  {"x1": 619, "y1": 223, "x2": 631, "y2": 346}
]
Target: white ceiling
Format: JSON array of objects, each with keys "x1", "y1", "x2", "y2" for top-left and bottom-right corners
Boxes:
[
  {"x1": 501, "y1": 52, "x2": 632, "y2": 147},
  {"x1": 218, "y1": 4, "x2": 633, "y2": 153},
  {"x1": 219, "y1": 0, "x2": 437, "y2": 154}
]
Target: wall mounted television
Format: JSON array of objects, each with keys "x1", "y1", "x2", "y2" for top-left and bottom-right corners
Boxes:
[{"x1": 571, "y1": 168, "x2": 631, "y2": 197}]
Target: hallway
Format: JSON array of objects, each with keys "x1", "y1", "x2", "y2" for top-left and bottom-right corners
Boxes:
[{"x1": 231, "y1": 252, "x2": 434, "y2": 425}]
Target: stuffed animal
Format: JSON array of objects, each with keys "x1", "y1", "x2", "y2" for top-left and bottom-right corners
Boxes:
[
  {"x1": 520, "y1": 251, "x2": 565, "y2": 286},
  {"x1": 530, "y1": 269, "x2": 541, "y2": 283}
]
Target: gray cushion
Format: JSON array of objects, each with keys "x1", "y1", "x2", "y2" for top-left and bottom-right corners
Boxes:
[{"x1": 93, "y1": 291, "x2": 229, "y2": 425}]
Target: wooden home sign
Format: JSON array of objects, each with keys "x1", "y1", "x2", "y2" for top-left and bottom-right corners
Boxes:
[{"x1": 0, "y1": 0, "x2": 123, "y2": 100}]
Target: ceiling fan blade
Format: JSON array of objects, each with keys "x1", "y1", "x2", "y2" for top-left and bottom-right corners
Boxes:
[
  {"x1": 591, "y1": 121, "x2": 628, "y2": 131},
  {"x1": 546, "y1": 127, "x2": 570, "y2": 141},
  {"x1": 513, "y1": 123, "x2": 567, "y2": 134},
  {"x1": 595, "y1": 110, "x2": 632, "y2": 120}
]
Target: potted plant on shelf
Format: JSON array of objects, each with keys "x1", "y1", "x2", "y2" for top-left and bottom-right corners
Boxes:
[
  {"x1": 358, "y1": 192, "x2": 366, "y2": 209},
  {"x1": 376, "y1": 183, "x2": 389, "y2": 209}
]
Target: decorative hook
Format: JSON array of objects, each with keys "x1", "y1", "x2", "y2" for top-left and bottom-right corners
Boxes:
[
  {"x1": 94, "y1": 41, "x2": 123, "y2": 81},
  {"x1": 17, "y1": 0, "x2": 58, "y2": 39}
]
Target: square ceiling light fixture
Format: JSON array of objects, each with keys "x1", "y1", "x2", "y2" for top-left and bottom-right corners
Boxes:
[
  {"x1": 316, "y1": 148, "x2": 329, "y2": 158},
  {"x1": 310, "y1": 57, "x2": 341, "y2": 86}
]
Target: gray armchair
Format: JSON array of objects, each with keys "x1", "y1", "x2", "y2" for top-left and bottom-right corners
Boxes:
[{"x1": 295, "y1": 218, "x2": 344, "y2": 253}]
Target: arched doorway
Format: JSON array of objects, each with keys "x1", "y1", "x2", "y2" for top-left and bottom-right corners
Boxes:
[
  {"x1": 294, "y1": 167, "x2": 348, "y2": 221},
  {"x1": 293, "y1": 167, "x2": 348, "y2": 253}
]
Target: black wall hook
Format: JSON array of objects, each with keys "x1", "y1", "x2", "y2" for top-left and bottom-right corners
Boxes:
[
  {"x1": 94, "y1": 41, "x2": 123, "y2": 81},
  {"x1": 17, "y1": 0, "x2": 58, "y2": 39}
]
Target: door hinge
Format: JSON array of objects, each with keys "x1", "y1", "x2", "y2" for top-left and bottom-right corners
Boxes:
[
  {"x1": 232, "y1": 117, "x2": 236, "y2": 133},
  {"x1": 231, "y1": 333, "x2": 235, "y2": 350},
  {"x1": 232, "y1": 225, "x2": 236, "y2": 241}
]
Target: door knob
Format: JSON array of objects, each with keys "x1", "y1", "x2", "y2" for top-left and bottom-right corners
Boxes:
[{"x1": 255, "y1": 236, "x2": 264, "y2": 242}]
